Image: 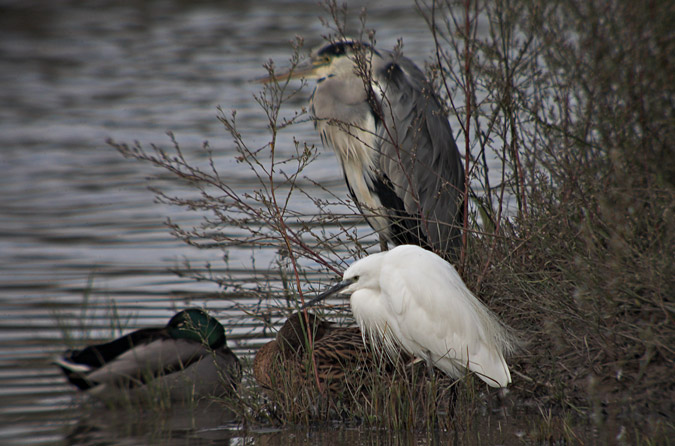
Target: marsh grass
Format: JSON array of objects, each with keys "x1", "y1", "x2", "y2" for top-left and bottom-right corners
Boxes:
[
  {"x1": 111, "y1": 0, "x2": 672, "y2": 441},
  {"x1": 236, "y1": 334, "x2": 463, "y2": 430},
  {"x1": 53, "y1": 276, "x2": 133, "y2": 349}
]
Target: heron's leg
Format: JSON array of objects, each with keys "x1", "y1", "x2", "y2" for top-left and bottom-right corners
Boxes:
[{"x1": 378, "y1": 235, "x2": 389, "y2": 252}]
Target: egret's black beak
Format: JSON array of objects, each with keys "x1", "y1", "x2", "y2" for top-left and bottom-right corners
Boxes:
[{"x1": 302, "y1": 279, "x2": 353, "y2": 309}]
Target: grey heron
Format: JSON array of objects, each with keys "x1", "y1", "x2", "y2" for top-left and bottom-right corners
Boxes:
[{"x1": 265, "y1": 39, "x2": 465, "y2": 258}]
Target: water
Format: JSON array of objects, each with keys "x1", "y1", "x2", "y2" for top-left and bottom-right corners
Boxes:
[{"x1": 0, "y1": 1, "x2": 523, "y2": 444}]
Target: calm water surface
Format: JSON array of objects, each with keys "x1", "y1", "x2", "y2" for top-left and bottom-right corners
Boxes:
[{"x1": 0, "y1": 1, "x2": 522, "y2": 444}]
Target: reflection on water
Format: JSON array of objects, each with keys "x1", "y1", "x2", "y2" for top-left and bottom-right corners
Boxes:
[
  {"x1": 63, "y1": 401, "x2": 238, "y2": 445},
  {"x1": 0, "y1": 0, "x2": 528, "y2": 445}
]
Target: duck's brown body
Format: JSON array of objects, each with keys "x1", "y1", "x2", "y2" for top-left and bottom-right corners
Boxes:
[{"x1": 253, "y1": 312, "x2": 378, "y2": 394}]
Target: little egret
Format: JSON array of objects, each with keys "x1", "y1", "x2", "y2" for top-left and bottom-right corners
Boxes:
[
  {"x1": 54, "y1": 308, "x2": 241, "y2": 401},
  {"x1": 306, "y1": 245, "x2": 516, "y2": 388},
  {"x1": 262, "y1": 39, "x2": 465, "y2": 258}
]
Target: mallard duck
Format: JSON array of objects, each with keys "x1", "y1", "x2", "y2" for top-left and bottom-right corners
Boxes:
[
  {"x1": 55, "y1": 308, "x2": 241, "y2": 402},
  {"x1": 253, "y1": 311, "x2": 388, "y2": 394}
]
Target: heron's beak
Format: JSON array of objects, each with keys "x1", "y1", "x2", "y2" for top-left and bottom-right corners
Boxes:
[
  {"x1": 257, "y1": 58, "x2": 325, "y2": 84},
  {"x1": 302, "y1": 279, "x2": 353, "y2": 309}
]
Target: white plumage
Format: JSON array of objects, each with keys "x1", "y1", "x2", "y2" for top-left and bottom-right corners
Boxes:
[{"x1": 309, "y1": 245, "x2": 516, "y2": 387}]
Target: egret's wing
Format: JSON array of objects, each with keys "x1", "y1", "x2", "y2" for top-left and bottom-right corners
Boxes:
[
  {"x1": 433, "y1": 265, "x2": 512, "y2": 386},
  {"x1": 380, "y1": 246, "x2": 511, "y2": 386},
  {"x1": 372, "y1": 52, "x2": 465, "y2": 252}
]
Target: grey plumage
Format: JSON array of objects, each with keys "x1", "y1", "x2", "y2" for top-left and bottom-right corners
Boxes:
[{"x1": 267, "y1": 40, "x2": 465, "y2": 257}]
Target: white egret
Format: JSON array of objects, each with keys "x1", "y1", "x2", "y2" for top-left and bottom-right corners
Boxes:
[{"x1": 306, "y1": 244, "x2": 516, "y2": 388}]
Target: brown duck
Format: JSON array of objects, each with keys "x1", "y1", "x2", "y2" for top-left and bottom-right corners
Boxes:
[{"x1": 254, "y1": 312, "x2": 387, "y2": 394}]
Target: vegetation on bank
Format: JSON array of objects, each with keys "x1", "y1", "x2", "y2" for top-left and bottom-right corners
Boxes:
[{"x1": 111, "y1": 0, "x2": 673, "y2": 442}]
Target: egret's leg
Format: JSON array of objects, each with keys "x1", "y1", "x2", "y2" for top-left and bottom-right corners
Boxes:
[
  {"x1": 424, "y1": 351, "x2": 435, "y2": 380},
  {"x1": 447, "y1": 382, "x2": 458, "y2": 414}
]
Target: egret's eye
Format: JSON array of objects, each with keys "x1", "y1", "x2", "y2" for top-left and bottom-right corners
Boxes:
[{"x1": 352, "y1": 275, "x2": 360, "y2": 282}]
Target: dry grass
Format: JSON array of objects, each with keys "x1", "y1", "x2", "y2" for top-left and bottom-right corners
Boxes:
[
  {"x1": 447, "y1": 0, "x2": 675, "y2": 439},
  {"x1": 244, "y1": 343, "x2": 462, "y2": 430}
]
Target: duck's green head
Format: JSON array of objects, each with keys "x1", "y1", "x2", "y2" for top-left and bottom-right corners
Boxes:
[{"x1": 167, "y1": 308, "x2": 225, "y2": 349}]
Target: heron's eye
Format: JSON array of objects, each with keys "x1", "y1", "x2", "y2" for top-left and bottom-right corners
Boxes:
[
  {"x1": 352, "y1": 275, "x2": 360, "y2": 282},
  {"x1": 315, "y1": 55, "x2": 331, "y2": 66}
]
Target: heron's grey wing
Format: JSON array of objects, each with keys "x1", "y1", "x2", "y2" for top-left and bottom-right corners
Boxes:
[
  {"x1": 373, "y1": 52, "x2": 465, "y2": 253},
  {"x1": 86, "y1": 338, "x2": 208, "y2": 388}
]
